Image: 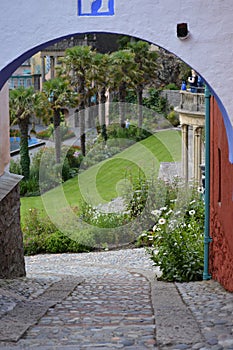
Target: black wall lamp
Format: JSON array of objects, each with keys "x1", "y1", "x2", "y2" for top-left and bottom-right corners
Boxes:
[{"x1": 177, "y1": 23, "x2": 189, "y2": 39}]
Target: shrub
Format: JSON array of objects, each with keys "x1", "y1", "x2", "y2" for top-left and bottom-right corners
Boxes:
[
  {"x1": 10, "y1": 145, "x2": 83, "y2": 195},
  {"x1": 164, "y1": 83, "x2": 179, "y2": 90},
  {"x1": 99, "y1": 123, "x2": 152, "y2": 144},
  {"x1": 10, "y1": 129, "x2": 21, "y2": 137},
  {"x1": 167, "y1": 110, "x2": 180, "y2": 127},
  {"x1": 78, "y1": 201, "x2": 135, "y2": 248},
  {"x1": 22, "y1": 208, "x2": 91, "y2": 255},
  {"x1": 143, "y1": 88, "x2": 168, "y2": 116},
  {"x1": 36, "y1": 128, "x2": 52, "y2": 140},
  {"x1": 10, "y1": 159, "x2": 22, "y2": 175},
  {"x1": 124, "y1": 174, "x2": 204, "y2": 282},
  {"x1": 36, "y1": 123, "x2": 75, "y2": 141},
  {"x1": 141, "y1": 186, "x2": 204, "y2": 282}
]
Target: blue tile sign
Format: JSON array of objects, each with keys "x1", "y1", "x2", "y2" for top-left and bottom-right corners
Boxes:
[{"x1": 78, "y1": 0, "x2": 114, "y2": 16}]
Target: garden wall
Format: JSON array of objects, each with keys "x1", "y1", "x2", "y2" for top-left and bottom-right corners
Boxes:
[
  {"x1": 0, "y1": 172, "x2": 26, "y2": 278},
  {"x1": 160, "y1": 90, "x2": 181, "y2": 109},
  {"x1": 209, "y1": 97, "x2": 233, "y2": 291}
]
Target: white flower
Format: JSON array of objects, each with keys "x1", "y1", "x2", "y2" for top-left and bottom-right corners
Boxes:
[
  {"x1": 140, "y1": 233, "x2": 147, "y2": 237},
  {"x1": 152, "y1": 225, "x2": 157, "y2": 232},
  {"x1": 148, "y1": 236, "x2": 154, "y2": 241},
  {"x1": 198, "y1": 187, "x2": 204, "y2": 193},
  {"x1": 189, "y1": 209, "x2": 196, "y2": 216},
  {"x1": 190, "y1": 200, "x2": 196, "y2": 204},
  {"x1": 74, "y1": 151, "x2": 81, "y2": 158},
  {"x1": 151, "y1": 209, "x2": 161, "y2": 216},
  {"x1": 158, "y1": 218, "x2": 166, "y2": 225},
  {"x1": 165, "y1": 209, "x2": 173, "y2": 216},
  {"x1": 160, "y1": 207, "x2": 167, "y2": 211}
]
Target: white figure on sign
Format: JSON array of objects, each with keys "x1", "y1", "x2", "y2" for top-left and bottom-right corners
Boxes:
[
  {"x1": 81, "y1": 0, "x2": 95, "y2": 14},
  {"x1": 97, "y1": 0, "x2": 109, "y2": 13}
]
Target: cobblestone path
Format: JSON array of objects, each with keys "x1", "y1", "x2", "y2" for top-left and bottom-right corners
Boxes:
[
  {"x1": 19, "y1": 271, "x2": 156, "y2": 349},
  {"x1": 0, "y1": 249, "x2": 232, "y2": 349}
]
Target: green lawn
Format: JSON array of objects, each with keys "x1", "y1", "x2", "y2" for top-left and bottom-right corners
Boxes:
[{"x1": 21, "y1": 129, "x2": 181, "y2": 222}]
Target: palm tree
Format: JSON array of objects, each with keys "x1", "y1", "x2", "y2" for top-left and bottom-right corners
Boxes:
[
  {"x1": 43, "y1": 77, "x2": 76, "y2": 163},
  {"x1": 109, "y1": 50, "x2": 137, "y2": 126},
  {"x1": 9, "y1": 86, "x2": 48, "y2": 180},
  {"x1": 127, "y1": 41, "x2": 158, "y2": 127},
  {"x1": 92, "y1": 53, "x2": 111, "y2": 142},
  {"x1": 59, "y1": 46, "x2": 96, "y2": 156}
]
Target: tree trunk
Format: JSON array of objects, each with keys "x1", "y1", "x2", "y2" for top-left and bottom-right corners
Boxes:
[
  {"x1": 19, "y1": 118, "x2": 30, "y2": 180},
  {"x1": 79, "y1": 103, "x2": 86, "y2": 156},
  {"x1": 54, "y1": 108, "x2": 61, "y2": 164},
  {"x1": 100, "y1": 87, "x2": 107, "y2": 143},
  {"x1": 119, "y1": 82, "x2": 126, "y2": 126},
  {"x1": 79, "y1": 78, "x2": 86, "y2": 156},
  {"x1": 137, "y1": 86, "x2": 143, "y2": 128}
]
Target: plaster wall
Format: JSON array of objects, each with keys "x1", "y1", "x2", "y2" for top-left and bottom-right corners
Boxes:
[
  {"x1": 1, "y1": 1, "x2": 233, "y2": 156},
  {"x1": 0, "y1": 84, "x2": 10, "y2": 175},
  {"x1": 209, "y1": 97, "x2": 233, "y2": 291}
]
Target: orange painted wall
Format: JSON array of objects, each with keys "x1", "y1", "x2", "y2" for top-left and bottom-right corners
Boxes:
[{"x1": 209, "y1": 97, "x2": 233, "y2": 291}]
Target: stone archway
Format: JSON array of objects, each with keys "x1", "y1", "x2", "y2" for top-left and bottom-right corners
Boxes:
[{"x1": 1, "y1": 1, "x2": 233, "y2": 163}]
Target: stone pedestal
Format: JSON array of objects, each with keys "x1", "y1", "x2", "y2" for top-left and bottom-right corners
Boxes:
[{"x1": 0, "y1": 172, "x2": 26, "y2": 278}]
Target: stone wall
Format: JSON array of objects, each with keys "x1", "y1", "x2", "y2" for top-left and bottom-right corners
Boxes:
[
  {"x1": 0, "y1": 173, "x2": 26, "y2": 278},
  {"x1": 160, "y1": 90, "x2": 181, "y2": 109}
]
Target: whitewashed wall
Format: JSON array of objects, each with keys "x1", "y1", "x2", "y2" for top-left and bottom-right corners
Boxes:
[{"x1": 1, "y1": 0, "x2": 233, "y2": 160}]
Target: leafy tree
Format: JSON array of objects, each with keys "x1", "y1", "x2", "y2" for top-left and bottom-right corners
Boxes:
[
  {"x1": 109, "y1": 50, "x2": 137, "y2": 125},
  {"x1": 9, "y1": 87, "x2": 48, "y2": 179},
  {"x1": 59, "y1": 46, "x2": 96, "y2": 156},
  {"x1": 43, "y1": 77, "x2": 76, "y2": 163},
  {"x1": 127, "y1": 41, "x2": 158, "y2": 127}
]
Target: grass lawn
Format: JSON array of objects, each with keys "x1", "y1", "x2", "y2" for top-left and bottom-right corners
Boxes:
[{"x1": 20, "y1": 129, "x2": 181, "y2": 223}]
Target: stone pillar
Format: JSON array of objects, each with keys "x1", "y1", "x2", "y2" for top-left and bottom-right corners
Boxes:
[
  {"x1": 0, "y1": 173, "x2": 26, "y2": 278},
  {"x1": 105, "y1": 89, "x2": 110, "y2": 126},
  {"x1": 50, "y1": 56, "x2": 55, "y2": 79},
  {"x1": 41, "y1": 56, "x2": 46, "y2": 83},
  {"x1": 0, "y1": 83, "x2": 10, "y2": 176},
  {"x1": 181, "y1": 124, "x2": 189, "y2": 182},
  {"x1": 193, "y1": 126, "x2": 202, "y2": 184}
]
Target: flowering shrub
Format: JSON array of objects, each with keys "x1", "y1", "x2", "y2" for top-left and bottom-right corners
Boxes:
[
  {"x1": 143, "y1": 189, "x2": 204, "y2": 282},
  {"x1": 78, "y1": 202, "x2": 135, "y2": 248}
]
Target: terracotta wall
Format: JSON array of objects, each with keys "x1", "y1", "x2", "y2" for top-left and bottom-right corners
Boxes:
[{"x1": 209, "y1": 97, "x2": 233, "y2": 291}]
